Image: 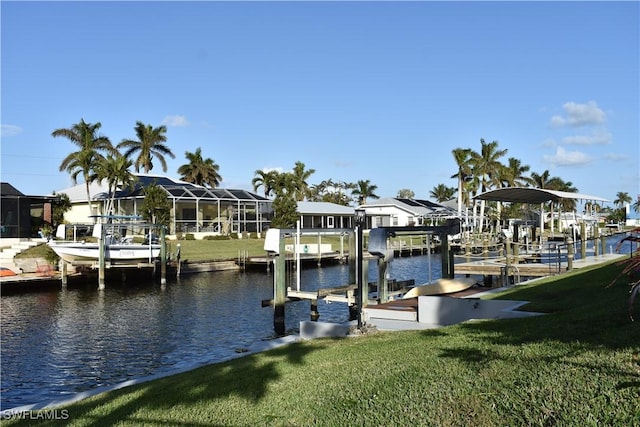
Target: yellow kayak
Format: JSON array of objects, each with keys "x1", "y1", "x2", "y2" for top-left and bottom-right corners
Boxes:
[{"x1": 402, "y1": 277, "x2": 476, "y2": 299}]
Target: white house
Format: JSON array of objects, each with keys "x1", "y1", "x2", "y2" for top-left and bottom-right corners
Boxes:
[{"x1": 359, "y1": 198, "x2": 459, "y2": 228}]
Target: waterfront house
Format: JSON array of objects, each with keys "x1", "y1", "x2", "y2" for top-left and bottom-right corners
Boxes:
[
  {"x1": 0, "y1": 182, "x2": 56, "y2": 242},
  {"x1": 359, "y1": 197, "x2": 459, "y2": 228},
  {"x1": 55, "y1": 174, "x2": 272, "y2": 238}
]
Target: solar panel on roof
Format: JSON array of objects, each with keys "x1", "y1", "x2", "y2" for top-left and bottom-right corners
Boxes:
[{"x1": 396, "y1": 198, "x2": 421, "y2": 206}]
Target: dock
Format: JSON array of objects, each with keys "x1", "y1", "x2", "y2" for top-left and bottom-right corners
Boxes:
[{"x1": 453, "y1": 252, "x2": 627, "y2": 280}]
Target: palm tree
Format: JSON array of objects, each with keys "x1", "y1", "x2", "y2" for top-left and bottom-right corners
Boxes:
[
  {"x1": 529, "y1": 170, "x2": 557, "y2": 232},
  {"x1": 430, "y1": 184, "x2": 456, "y2": 203},
  {"x1": 177, "y1": 147, "x2": 222, "y2": 188},
  {"x1": 91, "y1": 154, "x2": 136, "y2": 216},
  {"x1": 451, "y1": 148, "x2": 473, "y2": 217},
  {"x1": 52, "y1": 119, "x2": 115, "y2": 215},
  {"x1": 500, "y1": 157, "x2": 531, "y2": 188},
  {"x1": 352, "y1": 179, "x2": 379, "y2": 205},
  {"x1": 252, "y1": 169, "x2": 279, "y2": 197},
  {"x1": 118, "y1": 121, "x2": 175, "y2": 173},
  {"x1": 469, "y1": 139, "x2": 507, "y2": 230},
  {"x1": 528, "y1": 169, "x2": 555, "y2": 190},
  {"x1": 614, "y1": 191, "x2": 632, "y2": 209},
  {"x1": 614, "y1": 191, "x2": 632, "y2": 220},
  {"x1": 290, "y1": 161, "x2": 315, "y2": 201}
]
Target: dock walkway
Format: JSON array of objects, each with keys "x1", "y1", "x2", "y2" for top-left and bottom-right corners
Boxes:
[{"x1": 454, "y1": 253, "x2": 626, "y2": 278}]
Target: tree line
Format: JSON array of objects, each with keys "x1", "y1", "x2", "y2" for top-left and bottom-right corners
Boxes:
[{"x1": 52, "y1": 119, "x2": 636, "y2": 228}]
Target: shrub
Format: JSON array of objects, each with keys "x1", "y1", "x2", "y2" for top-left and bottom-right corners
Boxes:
[{"x1": 185, "y1": 233, "x2": 195, "y2": 241}]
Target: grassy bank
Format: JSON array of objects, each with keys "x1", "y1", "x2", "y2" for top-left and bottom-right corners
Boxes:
[
  {"x1": 17, "y1": 235, "x2": 352, "y2": 263},
  {"x1": 4, "y1": 260, "x2": 639, "y2": 426}
]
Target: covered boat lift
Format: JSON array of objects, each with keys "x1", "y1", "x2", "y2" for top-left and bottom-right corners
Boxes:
[{"x1": 473, "y1": 187, "x2": 610, "y2": 243}]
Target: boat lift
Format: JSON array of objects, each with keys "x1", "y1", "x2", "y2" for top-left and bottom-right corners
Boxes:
[{"x1": 263, "y1": 219, "x2": 461, "y2": 336}]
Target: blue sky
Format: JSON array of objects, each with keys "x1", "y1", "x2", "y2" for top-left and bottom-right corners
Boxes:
[{"x1": 1, "y1": 1, "x2": 638, "y2": 212}]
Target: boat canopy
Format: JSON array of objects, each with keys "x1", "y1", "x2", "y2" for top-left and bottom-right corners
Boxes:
[{"x1": 473, "y1": 187, "x2": 609, "y2": 204}]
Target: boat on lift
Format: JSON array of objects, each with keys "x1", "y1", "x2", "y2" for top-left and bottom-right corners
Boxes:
[{"x1": 48, "y1": 218, "x2": 161, "y2": 265}]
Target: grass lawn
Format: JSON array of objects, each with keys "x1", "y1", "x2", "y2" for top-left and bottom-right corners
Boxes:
[
  {"x1": 16, "y1": 235, "x2": 354, "y2": 263},
  {"x1": 4, "y1": 259, "x2": 639, "y2": 426}
]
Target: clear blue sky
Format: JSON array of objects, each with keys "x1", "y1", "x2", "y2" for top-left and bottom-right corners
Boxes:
[{"x1": 1, "y1": 1, "x2": 638, "y2": 211}]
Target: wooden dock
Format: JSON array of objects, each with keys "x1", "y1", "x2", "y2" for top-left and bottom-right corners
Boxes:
[{"x1": 453, "y1": 253, "x2": 627, "y2": 279}]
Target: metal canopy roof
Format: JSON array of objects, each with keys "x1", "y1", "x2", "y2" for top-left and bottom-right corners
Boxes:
[{"x1": 473, "y1": 187, "x2": 609, "y2": 204}]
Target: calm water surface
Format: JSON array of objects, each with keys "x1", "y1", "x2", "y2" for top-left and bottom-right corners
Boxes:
[{"x1": 0, "y1": 255, "x2": 442, "y2": 410}]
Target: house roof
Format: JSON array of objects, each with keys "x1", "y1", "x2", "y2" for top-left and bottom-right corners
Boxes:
[
  {"x1": 361, "y1": 197, "x2": 459, "y2": 218},
  {"x1": 1, "y1": 182, "x2": 25, "y2": 197},
  {"x1": 473, "y1": 187, "x2": 609, "y2": 204},
  {"x1": 58, "y1": 174, "x2": 269, "y2": 203},
  {"x1": 297, "y1": 201, "x2": 355, "y2": 215}
]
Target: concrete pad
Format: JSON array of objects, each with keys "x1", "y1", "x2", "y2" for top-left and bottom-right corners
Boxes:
[{"x1": 300, "y1": 321, "x2": 351, "y2": 339}]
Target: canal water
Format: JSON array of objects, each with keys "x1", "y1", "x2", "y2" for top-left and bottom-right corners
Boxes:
[
  {"x1": 1, "y1": 233, "x2": 632, "y2": 411},
  {"x1": 0, "y1": 254, "x2": 442, "y2": 410}
]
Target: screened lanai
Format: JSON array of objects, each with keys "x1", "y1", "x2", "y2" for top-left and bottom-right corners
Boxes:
[{"x1": 96, "y1": 175, "x2": 273, "y2": 236}]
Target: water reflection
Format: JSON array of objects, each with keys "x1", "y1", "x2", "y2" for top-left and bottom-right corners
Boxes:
[{"x1": 0, "y1": 262, "x2": 366, "y2": 410}]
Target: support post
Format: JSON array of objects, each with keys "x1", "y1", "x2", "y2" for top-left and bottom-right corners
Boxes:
[
  {"x1": 310, "y1": 299, "x2": 320, "y2": 321},
  {"x1": 98, "y1": 228, "x2": 105, "y2": 290},
  {"x1": 60, "y1": 260, "x2": 67, "y2": 287},
  {"x1": 273, "y1": 233, "x2": 287, "y2": 336},
  {"x1": 567, "y1": 237, "x2": 574, "y2": 270},
  {"x1": 440, "y1": 232, "x2": 454, "y2": 279},
  {"x1": 593, "y1": 225, "x2": 600, "y2": 256},
  {"x1": 160, "y1": 227, "x2": 167, "y2": 286},
  {"x1": 354, "y1": 209, "x2": 367, "y2": 329},
  {"x1": 377, "y1": 257, "x2": 389, "y2": 303},
  {"x1": 348, "y1": 231, "x2": 357, "y2": 320},
  {"x1": 580, "y1": 222, "x2": 586, "y2": 260}
]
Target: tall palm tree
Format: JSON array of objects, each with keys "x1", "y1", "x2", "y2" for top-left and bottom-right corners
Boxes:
[
  {"x1": 500, "y1": 157, "x2": 531, "y2": 188},
  {"x1": 118, "y1": 121, "x2": 175, "y2": 173},
  {"x1": 52, "y1": 119, "x2": 115, "y2": 215},
  {"x1": 91, "y1": 154, "x2": 136, "y2": 216},
  {"x1": 177, "y1": 147, "x2": 222, "y2": 188},
  {"x1": 614, "y1": 191, "x2": 632, "y2": 220},
  {"x1": 252, "y1": 169, "x2": 279, "y2": 197},
  {"x1": 352, "y1": 179, "x2": 379, "y2": 205},
  {"x1": 614, "y1": 191, "x2": 632, "y2": 209},
  {"x1": 451, "y1": 148, "x2": 473, "y2": 217},
  {"x1": 529, "y1": 169, "x2": 557, "y2": 232},
  {"x1": 290, "y1": 161, "x2": 315, "y2": 201},
  {"x1": 430, "y1": 184, "x2": 456, "y2": 203},
  {"x1": 469, "y1": 139, "x2": 507, "y2": 230}
]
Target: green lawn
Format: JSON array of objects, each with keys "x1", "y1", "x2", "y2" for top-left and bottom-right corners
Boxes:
[
  {"x1": 17, "y1": 236, "x2": 350, "y2": 263},
  {"x1": 4, "y1": 260, "x2": 639, "y2": 426}
]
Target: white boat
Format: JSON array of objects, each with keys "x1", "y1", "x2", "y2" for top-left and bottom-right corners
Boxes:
[{"x1": 48, "y1": 222, "x2": 161, "y2": 265}]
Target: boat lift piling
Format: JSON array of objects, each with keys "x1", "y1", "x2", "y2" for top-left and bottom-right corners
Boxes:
[{"x1": 264, "y1": 227, "x2": 361, "y2": 335}]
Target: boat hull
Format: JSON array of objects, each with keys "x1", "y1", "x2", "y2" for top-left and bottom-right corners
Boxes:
[{"x1": 49, "y1": 242, "x2": 161, "y2": 265}]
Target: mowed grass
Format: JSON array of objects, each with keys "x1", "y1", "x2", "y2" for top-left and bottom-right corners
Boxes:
[
  {"x1": 4, "y1": 260, "x2": 639, "y2": 426},
  {"x1": 17, "y1": 235, "x2": 350, "y2": 263},
  {"x1": 165, "y1": 235, "x2": 350, "y2": 262}
]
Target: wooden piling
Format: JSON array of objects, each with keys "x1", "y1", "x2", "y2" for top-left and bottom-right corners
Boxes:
[
  {"x1": 160, "y1": 227, "x2": 167, "y2": 285},
  {"x1": 567, "y1": 237, "x2": 574, "y2": 270},
  {"x1": 98, "y1": 230, "x2": 105, "y2": 290},
  {"x1": 580, "y1": 222, "x2": 586, "y2": 259}
]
